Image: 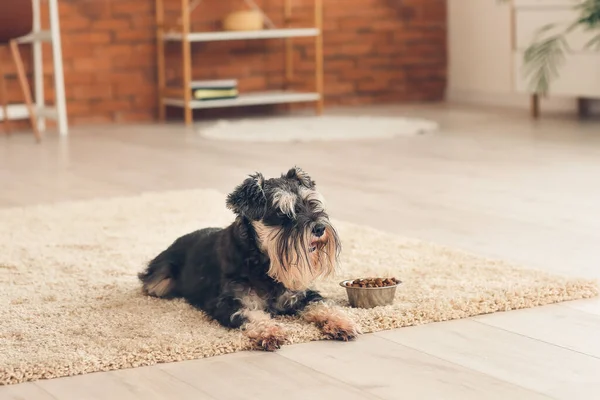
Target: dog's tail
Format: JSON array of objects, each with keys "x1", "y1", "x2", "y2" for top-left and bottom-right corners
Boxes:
[{"x1": 138, "y1": 249, "x2": 180, "y2": 299}]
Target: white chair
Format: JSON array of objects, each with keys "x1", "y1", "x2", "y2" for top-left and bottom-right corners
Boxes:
[{"x1": 0, "y1": 0, "x2": 68, "y2": 137}]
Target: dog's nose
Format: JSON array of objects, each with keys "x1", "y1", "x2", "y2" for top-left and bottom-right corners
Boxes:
[{"x1": 312, "y1": 223, "x2": 326, "y2": 237}]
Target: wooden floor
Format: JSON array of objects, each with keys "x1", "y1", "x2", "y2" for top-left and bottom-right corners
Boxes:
[{"x1": 1, "y1": 103, "x2": 600, "y2": 399}]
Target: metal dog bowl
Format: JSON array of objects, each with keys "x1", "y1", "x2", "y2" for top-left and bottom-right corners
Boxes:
[{"x1": 340, "y1": 279, "x2": 401, "y2": 309}]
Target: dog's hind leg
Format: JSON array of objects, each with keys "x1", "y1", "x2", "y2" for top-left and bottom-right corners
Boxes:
[
  {"x1": 140, "y1": 231, "x2": 204, "y2": 298},
  {"x1": 138, "y1": 253, "x2": 177, "y2": 299}
]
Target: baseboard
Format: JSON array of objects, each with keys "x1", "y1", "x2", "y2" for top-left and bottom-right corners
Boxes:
[{"x1": 446, "y1": 88, "x2": 600, "y2": 115}]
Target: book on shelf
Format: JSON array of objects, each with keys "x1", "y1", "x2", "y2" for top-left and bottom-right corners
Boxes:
[
  {"x1": 193, "y1": 88, "x2": 239, "y2": 101},
  {"x1": 191, "y1": 79, "x2": 238, "y2": 89},
  {"x1": 190, "y1": 79, "x2": 239, "y2": 101}
]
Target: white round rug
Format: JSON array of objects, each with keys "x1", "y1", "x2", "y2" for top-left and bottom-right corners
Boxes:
[{"x1": 197, "y1": 115, "x2": 439, "y2": 142}]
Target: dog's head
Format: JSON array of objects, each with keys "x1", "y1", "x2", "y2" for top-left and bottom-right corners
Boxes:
[{"x1": 226, "y1": 167, "x2": 341, "y2": 291}]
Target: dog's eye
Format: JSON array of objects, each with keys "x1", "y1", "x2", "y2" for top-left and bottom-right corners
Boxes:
[{"x1": 308, "y1": 200, "x2": 322, "y2": 210}]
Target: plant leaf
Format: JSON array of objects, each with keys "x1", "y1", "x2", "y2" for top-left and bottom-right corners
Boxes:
[
  {"x1": 522, "y1": 34, "x2": 569, "y2": 95},
  {"x1": 586, "y1": 32, "x2": 600, "y2": 49}
]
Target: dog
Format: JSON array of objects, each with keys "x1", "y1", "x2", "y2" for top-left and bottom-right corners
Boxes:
[{"x1": 138, "y1": 166, "x2": 359, "y2": 351}]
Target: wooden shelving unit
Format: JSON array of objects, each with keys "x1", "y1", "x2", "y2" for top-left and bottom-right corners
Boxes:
[{"x1": 156, "y1": 0, "x2": 324, "y2": 126}]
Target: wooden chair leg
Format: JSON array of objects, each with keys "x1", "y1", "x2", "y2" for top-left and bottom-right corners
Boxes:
[
  {"x1": 0, "y1": 48, "x2": 10, "y2": 134},
  {"x1": 530, "y1": 94, "x2": 540, "y2": 119},
  {"x1": 577, "y1": 97, "x2": 590, "y2": 119},
  {"x1": 9, "y1": 40, "x2": 41, "y2": 142}
]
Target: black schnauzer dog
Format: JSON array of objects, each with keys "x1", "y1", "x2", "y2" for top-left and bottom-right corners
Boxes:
[{"x1": 138, "y1": 167, "x2": 359, "y2": 351}]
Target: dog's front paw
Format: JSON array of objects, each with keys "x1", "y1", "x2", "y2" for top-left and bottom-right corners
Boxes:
[
  {"x1": 320, "y1": 316, "x2": 359, "y2": 341},
  {"x1": 246, "y1": 323, "x2": 288, "y2": 352}
]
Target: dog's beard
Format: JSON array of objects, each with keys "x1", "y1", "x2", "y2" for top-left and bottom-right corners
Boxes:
[{"x1": 253, "y1": 221, "x2": 340, "y2": 291}]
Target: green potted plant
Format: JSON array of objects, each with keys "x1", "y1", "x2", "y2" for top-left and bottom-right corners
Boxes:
[{"x1": 503, "y1": 0, "x2": 600, "y2": 95}]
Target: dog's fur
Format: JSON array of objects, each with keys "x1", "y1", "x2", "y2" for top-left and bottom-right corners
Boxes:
[{"x1": 138, "y1": 167, "x2": 359, "y2": 351}]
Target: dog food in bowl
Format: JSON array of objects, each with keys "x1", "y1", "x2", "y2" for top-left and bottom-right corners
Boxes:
[
  {"x1": 340, "y1": 277, "x2": 402, "y2": 308},
  {"x1": 345, "y1": 277, "x2": 400, "y2": 288}
]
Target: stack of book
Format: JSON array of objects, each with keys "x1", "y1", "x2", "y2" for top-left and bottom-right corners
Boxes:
[{"x1": 190, "y1": 79, "x2": 239, "y2": 101}]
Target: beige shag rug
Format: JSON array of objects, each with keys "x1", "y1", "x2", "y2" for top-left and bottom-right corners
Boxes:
[{"x1": 0, "y1": 189, "x2": 597, "y2": 385}]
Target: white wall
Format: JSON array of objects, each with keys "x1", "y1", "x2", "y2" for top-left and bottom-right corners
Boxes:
[
  {"x1": 446, "y1": 0, "x2": 589, "y2": 112},
  {"x1": 448, "y1": 0, "x2": 514, "y2": 96}
]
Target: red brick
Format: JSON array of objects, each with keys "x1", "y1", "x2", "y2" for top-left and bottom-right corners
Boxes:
[
  {"x1": 100, "y1": 44, "x2": 136, "y2": 59},
  {"x1": 64, "y1": 73, "x2": 96, "y2": 86},
  {"x1": 61, "y1": 43, "x2": 95, "y2": 59},
  {"x1": 71, "y1": 57, "x2": 112, "y2": 72},
  {"x1": 60, "y1": 16, "x2": 92, "y2": 31},
  {"x1": 93, "y1": 99, "x2": 134, "y2": 113},
  {"x1": 91, "y1": 19, "x2": 132, "y2": 31},
  {"x1": 113, "y1": 30, "x2": 153, "y2": 42},
  {"x1": 71, "y1": 115, "x2": 114, "y2": 125},
  {"x1": 70, "y1": 84, "x2": 114, "y2": 101},
  {"x1": 68, "y1": 32, "x2": 113, "y2": 45},
  {"x1": 130, "y1": 15, "x2": 156, "y2": 29},
  {"x1": 357, "y1": 78, "x2": 395, "y2": 92},
  {"x1": 238, "y1": 76, "x2": 268, "y2": 92},
  {"x1": 324, "y1": 80, "x2": 356, "y2": 95},
  {"x1": 324, "y1": 43, "x2": 373, "y2": 56},
  {"x1": 115, "y1": 111, "x2": 156, "y2": 122},
  {"x1": 63, "y1": 101, "x2": 92, "y2": 116},
  {"x1": 112, "y1": 1, "x2": 153, "y2": 16},
  {"x1": 4, "y1": 0, "x2": 446, "y2": 126}
]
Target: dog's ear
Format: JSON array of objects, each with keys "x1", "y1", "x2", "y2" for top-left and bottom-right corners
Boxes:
[
  {"x1": 226, "y1": 172, "x2": 267, "y2": 220},
  {"x1": 285, "y1": 166, "x2": 315, "y2": 189}
]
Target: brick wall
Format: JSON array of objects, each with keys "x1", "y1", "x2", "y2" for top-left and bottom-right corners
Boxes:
[{"x1": 2, "y1": 0, "x2": 446, "y2": 126}]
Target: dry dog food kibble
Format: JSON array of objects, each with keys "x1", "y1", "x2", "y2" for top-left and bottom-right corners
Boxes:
[{"x1": 345, "y1": 277, "x2": 400, "y2": 288}]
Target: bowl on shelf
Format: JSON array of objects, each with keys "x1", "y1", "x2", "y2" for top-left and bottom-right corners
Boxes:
[
  {"x1": 340, "y1": 277, "x2": 402, "y2": 309},
  {"x1": 223, "y1": 10, "x2": 264, "y2": 31}
]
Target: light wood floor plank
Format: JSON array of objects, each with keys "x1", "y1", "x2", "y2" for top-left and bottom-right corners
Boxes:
[
  {"x1": 109, "y1": 365, "x2": 216, "y2": 400},
  {"x1": 34, "y1": 366, "x2": 213, "y2": 400},
  {"x1": 375, "y1": 319, "x2": 600, "y2": 399},
  {"x1": 35, "y1": 371, "x2": 138, "y2": 400},
  {"x1": 561, "y1": 298, "x2": 600, "y2": 316},
  {"x1": 474, "y1": 305, "x2": 600, "y2": 358},
  {"x1": 0, "y1": 382, "x2": 57, "y2": 400},
  {"x1": 278, "y1": 334, "x2": 552, "y2": 399},
  {"x1": 158, "y1": 351, "x2": 382, "y2": 400}
]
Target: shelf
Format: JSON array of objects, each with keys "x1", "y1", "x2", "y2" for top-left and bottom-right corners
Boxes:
[
  {"x1": 16, "y1": 30, "x2": 53, "y2": 44},
  {"x1": 0, "y1": 104, "x2": 58, "y2": 121},
  {"x1": 156, "y1": 0, "x2": 324, "y2": 125},
  {"x1": 163, "y1": 28, "x2": 319, "y2": 42},
  {"x1": 163, "y1": 91, "x2": 320, "y2": 109}
]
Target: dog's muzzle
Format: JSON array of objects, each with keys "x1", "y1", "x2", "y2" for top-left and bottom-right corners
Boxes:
[{"x1": 309, "y1": 223, "x2": 327, "y2": 253}]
